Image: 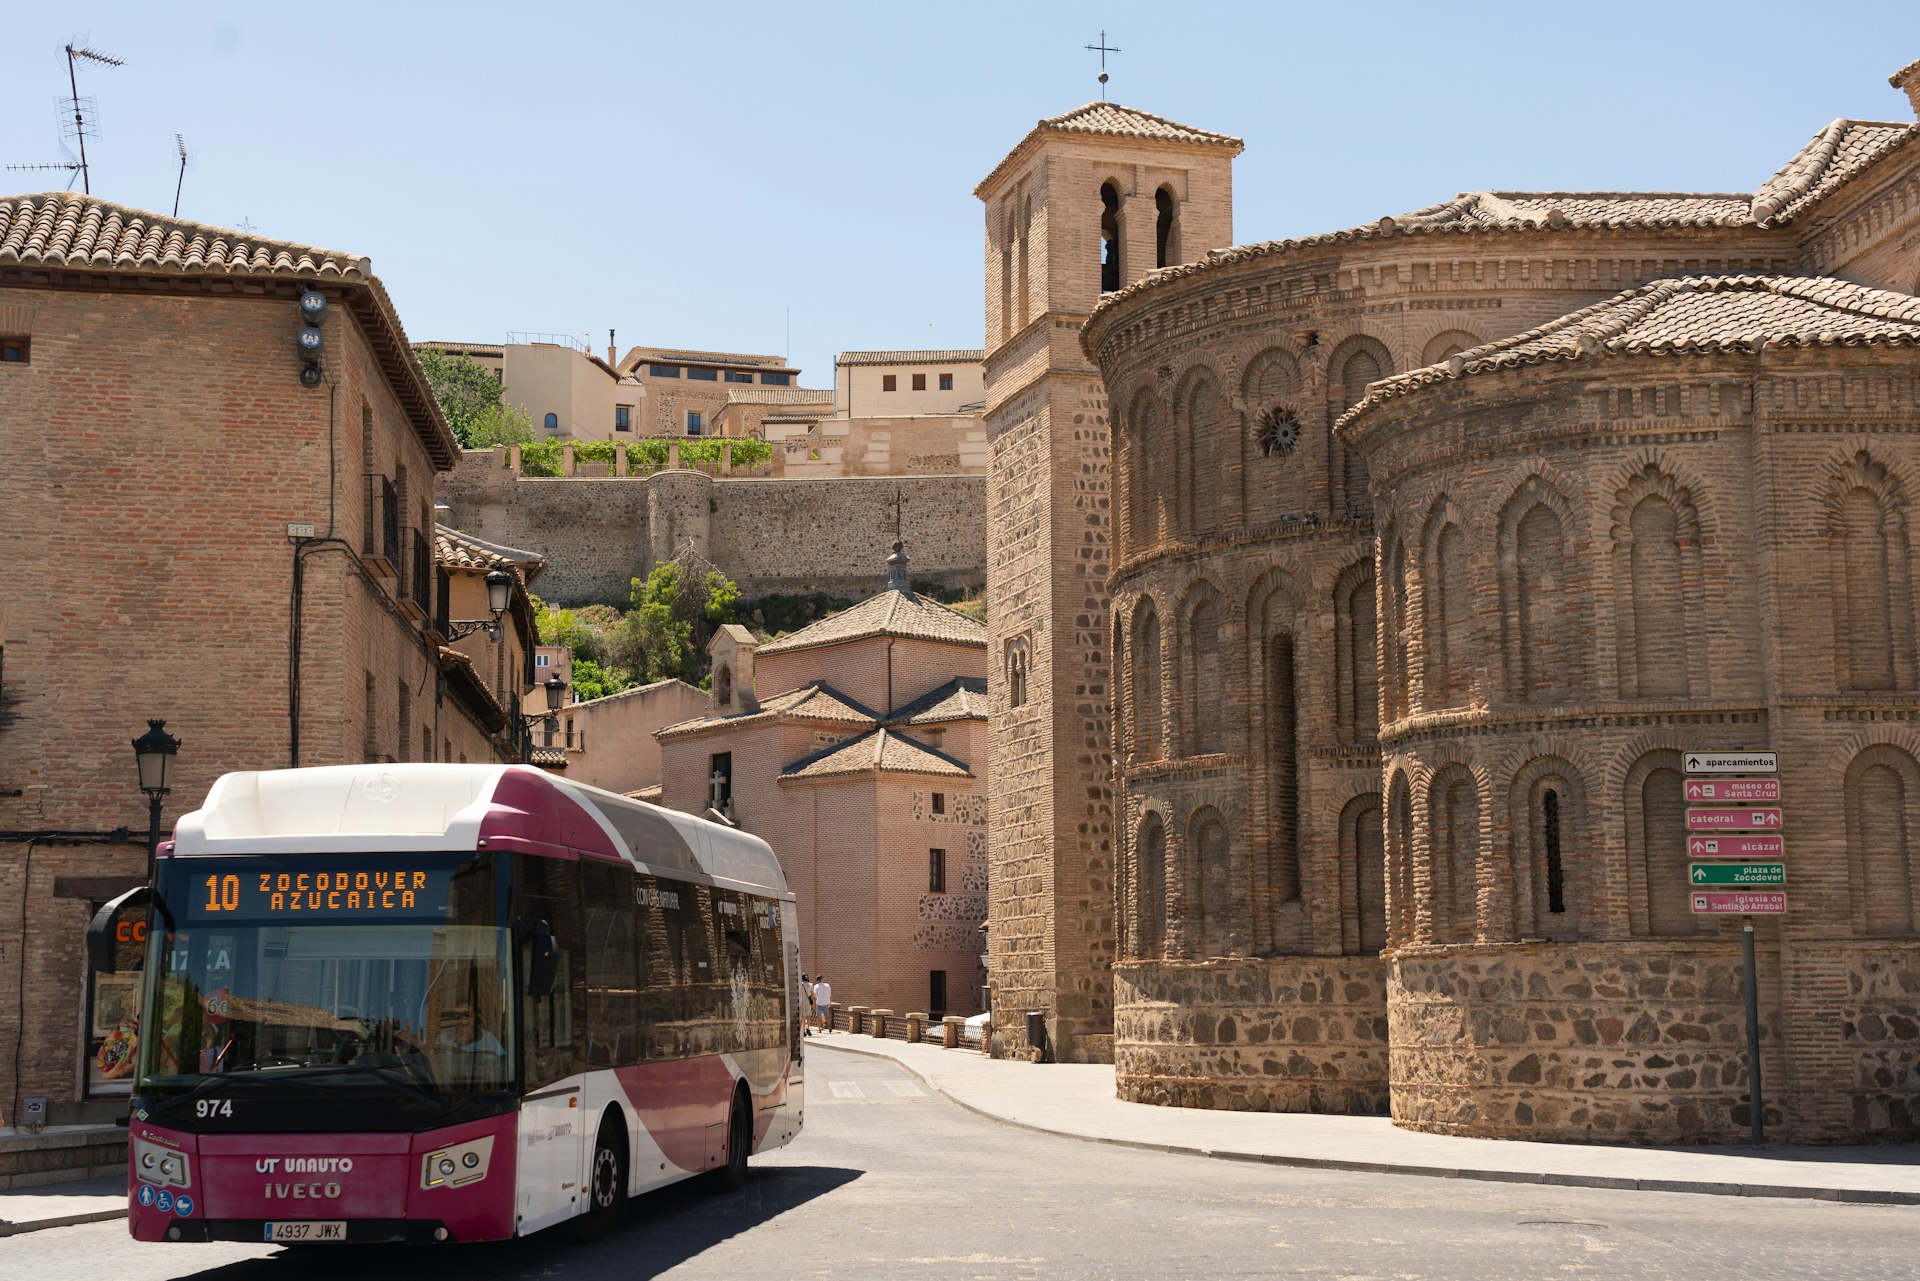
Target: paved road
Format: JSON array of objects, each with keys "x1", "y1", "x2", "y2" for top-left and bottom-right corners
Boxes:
[{"x1": 7, "y1": 1050, "x2": 1915, "y2": 1279}]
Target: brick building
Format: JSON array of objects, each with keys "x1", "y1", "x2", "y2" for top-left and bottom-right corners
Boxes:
[
  {"x1": 656, "y1": 545, "x2": 988, "y2": 1018},
  {"x1": 0, "y1": 194, "x2": 536, "y2": 1144},
  {"x1": 1056, "y1": 62, "x2": 1920, "y2": 1140}
]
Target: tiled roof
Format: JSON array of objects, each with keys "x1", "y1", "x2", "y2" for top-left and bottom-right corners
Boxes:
[
  {"x1": 654, "y1": 681, "x2": 878, "y2": 738},
  {"x1": 724, "y1": 387, "x2": 835, "y2": 405},
  {"x1": 1089, "y1": 115, "x2": 1920, "y2": 330},
  {"x1": 1750, "y1": 119, "x2": 1919, "y2": 224},
  {"x1": 436, "y1": 526, "x2": 546, "y2": 582},
  {"x1": 0, "y1": 192, "x2": 458, "y2": 466},
  {"x1": 529, "y1": 747, "x2": 569, "y2": 769},
  {"x1": 756, "y1": 589, "x2": 987, "y2": 656},
  {"x1": 836, "y1": 349, "x2": 985, "y2": 366},
  {"x1": 890, "y1": 677, "x2": 989, "y2": 725},
  {"x1": 1338, "y1": 274, "x2": 1920, "y2": 427},
  {"x1": 781, "y1": 728, "x2": 972, "y2": 781},
  {"x1": 1039, "y1": 102, "x2": 1242, "y2": 148},
  {"x1": 0, "y1": 192, "x2": 369, "y2": 278}
]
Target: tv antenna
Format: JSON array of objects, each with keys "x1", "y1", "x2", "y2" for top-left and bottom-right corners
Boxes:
[
  {"x1": 170, "y1": 135, "x2": 193, "y2": 217},
  {"x1": 60, "y1": 38, "x2": 125, "y2": 195},
  {"x1": 6, "y1": 147, "x2": 84, "y2": 191}
]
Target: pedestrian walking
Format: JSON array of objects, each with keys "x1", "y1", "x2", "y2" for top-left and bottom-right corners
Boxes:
[
  {"x1": 813, "y1": 975, "x2": 831, "y2": 1034},
  {"x1": 801, "y1": 974, "x2": 815, "y2": 1036}
]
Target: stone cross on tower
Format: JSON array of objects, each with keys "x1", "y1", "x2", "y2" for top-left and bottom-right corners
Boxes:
[
  {"x1": 885, "y1": 488, "x2": 913, "y2": 593},
  {"x1": 1084, "y1": 30, "x2": 1120, "y2": 99}
]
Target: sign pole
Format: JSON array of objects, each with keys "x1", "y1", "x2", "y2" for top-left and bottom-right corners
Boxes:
[{"x1": 1742, "y1": 915, "x2": 1764, "y2": 1146}]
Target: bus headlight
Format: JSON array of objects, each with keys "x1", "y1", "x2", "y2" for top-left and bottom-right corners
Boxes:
[
  {"x1": 133, "y1": 1138, "x2": 192, "y2": 1189},
  {"x1": 421, "y1": 1135, "x2": 493, "y2": 1190}
]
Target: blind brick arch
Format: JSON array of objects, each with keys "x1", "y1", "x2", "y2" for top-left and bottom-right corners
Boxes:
[
  {"x1": 1124, "y1": 386, "x2": 1163, "y2": 554},
  {"x1": 1421, "y1": 500, "x2": 1475, "y2": 709},
  {"x1": 1180, "y1": 584, "x2": 1227, "y2": 756},
  {"x1": 1498, "y1": 477, "x2": 1584, "y2": 704},
  {"x1": 1822, "y1": 451, "x2": 1916, "y2": 693},
  {"x1": 1177, "y1": 368, "x2": 1226, "y2": 540},
  {"x1": 1187, "y1": 807, "x2": 1235, "y2": 958},
  {"x1": 1845, "y1": 744, "x2": 1920, "y2": 935},
  {"x1": 1507, "y1": 757, "x2": 1589, "y2": 941},
  {"x1": 1129, "y1": 598, "x2": 1164, "y2": 762},
  {"x1": 1241, "y1": 346, "x2": 1309, "y2": 523},
  {"x1": 1420, "y1": 328, "x2": 1481, "y2": 366},
  {"x1": 1134, "y1": 809, "x2": 1171, "y2": 958},
  {"x1": 1333, "y1": 559, "x2": 1379, "y2": 745},
  {"x1": 1339, "y1": 793, "x2": 1387, "y2": 954},
  {"x1": 1387, "y1": 771, "x2": 1416, "y2": 946},
  {"x1": 1610, "y1": 463, "x2": 1709, "y2": 700},
  {"x1": 1624, "y1": 749, "x2": 1695, "y2": 937},
  {"x1": 1249, "y1": 570, "x2": 1307, "y2": 952},
  {"x1": 1327, "y1": 335, "x2": 1391, "y2": 518},
  {"x1": 1425, "y1": 764, "x2": 1483, "y2": 944}
]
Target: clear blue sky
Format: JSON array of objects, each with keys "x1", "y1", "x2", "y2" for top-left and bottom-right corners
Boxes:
[{"x1": 4, "y1": 3, "x2": 1916, "y2": 385}]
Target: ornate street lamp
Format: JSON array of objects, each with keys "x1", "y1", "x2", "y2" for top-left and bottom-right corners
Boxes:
[
  {"x1": 131, "y1": 719, "x2": 180, "y2": 886},
  {"x1": 447, "y1": 568, "x2": 516, "y2": 642}
]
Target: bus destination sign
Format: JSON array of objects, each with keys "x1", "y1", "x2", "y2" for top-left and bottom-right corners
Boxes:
[{"x1": 176, "y1": 860, "x2": 454, "y2": 923}]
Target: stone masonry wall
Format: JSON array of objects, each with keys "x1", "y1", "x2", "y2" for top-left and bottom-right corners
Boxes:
[
  {"x1": 1116, "y1": 957, "x2": 1389, "y2": 1113},
  {"x1": 438, "y1": 452, "x2": 986, "y2": 604}
]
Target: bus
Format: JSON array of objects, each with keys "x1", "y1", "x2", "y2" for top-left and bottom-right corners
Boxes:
[{"x1": 88, "y1": 763, "x2": 805, "y2": 1245}]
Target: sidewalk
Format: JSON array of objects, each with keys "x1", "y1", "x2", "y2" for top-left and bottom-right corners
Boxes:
[
  {"x1": 0, "y1": 1175, "x2": 126, "y2": 1237},
  {"x1": 809, "y1": 1031, "x2": 1920, "y2": 1204}
]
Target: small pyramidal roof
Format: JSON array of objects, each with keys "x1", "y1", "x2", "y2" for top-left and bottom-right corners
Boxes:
[
  {"x1": 756, "y1": 541, "x2": 985, "y2": 656},
  {"x1": 978, "y1": 101, "x2": 1242, "y2": 196},
  {"x1": 1037, "y1": 102, "x2": 1243, "y2": 148},
  {"x1": 1340, "y1": 274, "x2": 1920, "y2": 426}
]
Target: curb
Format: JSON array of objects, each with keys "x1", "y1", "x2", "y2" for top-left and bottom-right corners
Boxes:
[
  {"x1": 811, "y1": 1039, "x2": 1920, "y2": 1207},
  {"x1": 0, "y1": 1206, "x2": 127, "y2": 1237}
]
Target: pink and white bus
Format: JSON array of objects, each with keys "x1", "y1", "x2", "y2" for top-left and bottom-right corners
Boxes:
[{"x1": 91, "y1": 764, "x2": 805, "y2": 1245}]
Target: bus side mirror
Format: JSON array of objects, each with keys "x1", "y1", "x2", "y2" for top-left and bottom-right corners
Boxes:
[
  {"x1": 520, "y1": 919, "x2": 560, "y2": 998},
  {"x1": 86, "y1": 886, "x2": 149, "y2": 974}
]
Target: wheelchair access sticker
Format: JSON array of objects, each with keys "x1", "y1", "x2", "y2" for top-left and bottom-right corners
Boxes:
[{"x1": 156, "y1": 1190, "x2": 174, "y2": 1213}]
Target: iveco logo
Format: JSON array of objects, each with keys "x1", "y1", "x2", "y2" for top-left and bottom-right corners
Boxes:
[{"x1": 264, "y1": 1182, "x2": 343, "y2": 1199}]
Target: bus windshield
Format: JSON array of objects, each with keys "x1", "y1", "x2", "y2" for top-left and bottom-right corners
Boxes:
[{"x1": 138, "y1": 852, "x2": 514, "y2": 1119}]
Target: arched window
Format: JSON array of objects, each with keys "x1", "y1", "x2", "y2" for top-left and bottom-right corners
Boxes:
[
  {"x1": 1341, "y1": 795, "x2": 1387, "y2": 954},
  {"x1": 1847, "y1": 747, "x2": 1918, "y2": 935},
  {"x1": 1155, "y1": 187, "x2": 1176, "y2": 268},
  {"x1": 1185, "y1": 592, "x2": 1224, "y2": 755},
  {"x1": 543, "y1": 412, "x2": 558, "y2": 432},
  {"x1": 1190, "y1": 809, "x2": 1233, "y2": 958},
  {"x1": 1267, "y1": 631, "x2": 1300, "y2": 905},
  {"x1": 1430, "y1": 768, "x2": 1480, "y2": 943},
  {"x1": 1004, "y1": 636, "x2": 1031, "y2": 708},
  {"x1": 1137, "y1": 812, "x2": 1168, "y2": 958},
  {"x1": 1335, "y1": 562, "x2": 1378, "y2": 744},
  {"x1": 1511, "y1": 762, "x2": 1586, "y2": 941},
  {"x1": 1131, "y1": 604, "x2": 1162, "y2": 761},
  {"x1": 1388, "y1": 773, "x2": 1415, "y2": 945},
  {"x1": 714, "y1": 663, "x2": 733, "y2": 706},
  {"x1": 1100, "y1": 182, "x2": 1121, "y2": 294}
]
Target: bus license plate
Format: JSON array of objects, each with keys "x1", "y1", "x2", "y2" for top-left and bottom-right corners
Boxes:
[{"x1": 265, "y1": 1221, "x2": 346, "y2": 1243}]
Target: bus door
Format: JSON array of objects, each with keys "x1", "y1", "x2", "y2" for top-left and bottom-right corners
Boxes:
[{"x1": 515, "y1": 860, "x2": 583, "y2": 1235}]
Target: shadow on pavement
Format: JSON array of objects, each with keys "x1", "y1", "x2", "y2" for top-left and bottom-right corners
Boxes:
[{"x1": 166, "y1": 1165, "x2": 864, "y2": 1281}]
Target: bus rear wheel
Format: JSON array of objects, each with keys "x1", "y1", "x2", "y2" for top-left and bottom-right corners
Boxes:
[
  {"x1": 717, "y1": 1088, "x2": 750, "y2": 1193},
  {"x1": 571, "y1": 1115, "x2": 626, "y2": 1241}
]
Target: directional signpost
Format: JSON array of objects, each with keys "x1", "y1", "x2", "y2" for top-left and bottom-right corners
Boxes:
[
  {"x1": 1684, "y1": 777, "x2": 1780, "y2": 803},
  {"x1": 1683, "y1": 748, "x2": 1781, "y2": 1146},
  {"x1": 1689, "y1": 862, "x2": 1785, "y2": 888},
  {"x1": 1687, "y1": 834, "x2": 1784, "y2": 860}
]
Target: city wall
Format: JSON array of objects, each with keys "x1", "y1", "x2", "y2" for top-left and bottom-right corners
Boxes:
[{"x1": 437, "y1": 450, "x2": 987, "y2": 604}]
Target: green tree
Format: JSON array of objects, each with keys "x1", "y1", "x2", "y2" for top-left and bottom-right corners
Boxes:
[
  {"x1": 605, "y1": 560, "x2": 742, "y2": 686},
  {"x1": 416, "y1": 348, "x2": 535, "y2": 449}
]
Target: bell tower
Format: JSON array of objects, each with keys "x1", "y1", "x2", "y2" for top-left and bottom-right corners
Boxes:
[{"x1": 976, "y1": 103, "x2": 1241, "y2": 1062}]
